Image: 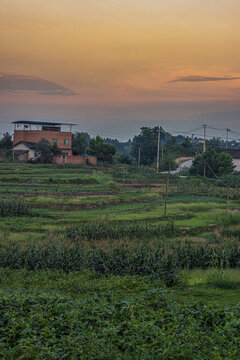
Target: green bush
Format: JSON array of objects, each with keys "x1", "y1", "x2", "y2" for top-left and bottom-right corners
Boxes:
[
  {"x1": 0, "y1": 200, "x2": 32, "y2": 217},
  {"x1": 190, "y1": 149, "x2": 235, "y2": 177},
  {"x1": 48, "y1": 177, "x2": 99, "y2": 184},
  {"x1": 220, "y1": 174, "x2": 240, "y2": 187},
  {"x1": 0, "y1": 291, "x2": 240, "y2": 359},
  {"x1": 172, "y1": 181, "x2": 240, "y2": 200},
  {"x1": 0, "y1": 176, "x2": 20, "y2": 182},
  {"x1": 105, "y1": 181, "x2": 120, "y2": 191}
]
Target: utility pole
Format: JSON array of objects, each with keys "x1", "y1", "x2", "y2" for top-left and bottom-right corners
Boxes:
[
  {"x1": 226, "y1": 128, "x2": 230, "y2": 149},
  {"x1": 115, "y1": 159, "x2": 118, "y2": 181},
  {"x1": 164, "y1": 163, "x2": 171, "y2": 216},
  {"x1": 203, "y1": 125, "x2": 207, "y2": 153},
  {"x1": 192, "y1": 134, "x2": 194, "y2": 154},
  {"x1": 226, "y1": 187, "x2": 229, "y2": 216},
  {"x1": 203, "y1": 158, "x2": 206, "y2": 178},
  {"x1": 203, "y1": 125, "x2": 207, "y2": 178},
  {"x1": 138, "y1": 147, "x2": 141, "y2": 167},
  {"x1": 156, "y1": 128, "x2": 161, "y2": 173}
]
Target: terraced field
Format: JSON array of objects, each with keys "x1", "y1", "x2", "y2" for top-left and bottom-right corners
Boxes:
[
  {"x1": 0, "y1": 162, "x2": 239, "y2": 358},
  {"x1": 0, "y1": 162, "x2": 239, "y2": 237}
]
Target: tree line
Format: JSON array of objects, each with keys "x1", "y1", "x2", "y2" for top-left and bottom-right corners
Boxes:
[{"x1": 0, "y1": 127, "x2": 237, "y2": 176}]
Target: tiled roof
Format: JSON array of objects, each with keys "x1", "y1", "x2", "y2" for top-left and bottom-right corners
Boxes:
[{"x1": 14, "y1": 141, "x2": 37, "y2": 149}]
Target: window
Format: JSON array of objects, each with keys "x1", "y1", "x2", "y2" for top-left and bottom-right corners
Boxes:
[
  {"x1": 64, "y1": 139, "x2": 69, "y2": 145},
  {"x1": 52, "y1": 138, "x2": 57, "y2": 144}
]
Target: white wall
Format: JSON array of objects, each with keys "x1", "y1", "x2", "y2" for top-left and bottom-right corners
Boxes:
[{"x1": 13, "y1": 143, "x2": 36, "y2": 159}]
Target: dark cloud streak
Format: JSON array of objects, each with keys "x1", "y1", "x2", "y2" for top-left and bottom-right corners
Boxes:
[
  {"x1": 0, "y1": 73, "x2": 75, "y2": 96},
  {"x1": 169, "y1": 75, "x2": 240, "y2": 83}
]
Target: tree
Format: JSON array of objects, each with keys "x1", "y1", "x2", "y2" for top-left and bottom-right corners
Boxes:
[
  {"x1": 36, "y1": 140, "x2": 63, "y2": 163},
  {"x1": 104, "y1": 138, "x2": 132, "y2": 157},
  {"x1": 72, "y1": 132, "x2": 90, "y2": 155},
  {"x1": 207, "y1": 138, "x2": 222, "y2": 151},
  {"x1": 131, "y1": 127, "x2": 165, "y2": 165},
  {"x1": 88, "y1": 136, "x2": 116, "y2": 163},
  {"x1": 159, "y1": 156, "x2": 177, "y2": 172},
  {"x1": 190, "y1": 149, "x2": 235, "y2": 177},
  {"x1": 118, "y1": 155, "x2": 133, "y2": 165},
  {"x1": 0, "y1": 133, "x2": 13, "y2": 158},
  {"x1": 51, "y1": 143, "x2": 62, "y2": 157},
  {"x1": 217, "y1": 152, "x2": 236, "y2": 175},
  {"x1": 163, "y1": 136, "x2": 195, "y2": 158},
  {"x1": 181, "y1": 138, "x2": 195, "y2": 155},
  {"x1": 36, "y1": 139, "x2": 53, "y2": 163}
]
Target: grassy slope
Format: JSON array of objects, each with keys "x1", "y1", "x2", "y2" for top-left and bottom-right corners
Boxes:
[
  {"x1": 0, "y1": 164, "x2": 239, "y2": 298},
  {"x1": 0, "y1": 268, "x2": 240, "y2": 306}
]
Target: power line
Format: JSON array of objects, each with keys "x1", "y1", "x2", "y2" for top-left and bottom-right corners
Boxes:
[
  {"x1": 205, "y1": 160, "x2": 239, "y2": 202},
  {"x1": 205, "y1": 160, "x2": 229, "y2": 187},
  {"x1": 0, "y1": 116, "x2": 240, "y2": 141},
  {"x1": 206, "y1": 125, "x2": 226, "y2": 131},
  {"x1": 166, "y1": 129, "x2": 239, "y2": 141},
  {"x1": 164, "y1": 127, "x2": 202, "y2": 135},
  {"x1": 230, "y1": 129, "x2": 240, "y2": 136},
  {"x1": 167, "y1": 126, "x2": 203, "y2": 133}
]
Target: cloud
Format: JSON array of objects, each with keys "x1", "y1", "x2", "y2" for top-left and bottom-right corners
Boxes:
[
  {"x1": 0, "y1": 73, "x2": 75, "y2": 96},
  {"x1": 169, "y1": 75, "x2": 240, "y2": 83}
]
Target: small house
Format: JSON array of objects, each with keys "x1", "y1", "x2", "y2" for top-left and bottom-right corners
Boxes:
[
  {"x1": 12, "y1": 120, "x2": 97, "y2": 165},
  {"x1": 13, "y1": 141, "x2": 37, "y2": 161}
]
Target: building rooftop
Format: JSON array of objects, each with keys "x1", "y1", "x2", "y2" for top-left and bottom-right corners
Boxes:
[
  {"x1": 14, "y1": 141, "x2": 38, "y2": 149},
  {"x1": 12, "y1": 120, "x2": 77, "y2": 126}
]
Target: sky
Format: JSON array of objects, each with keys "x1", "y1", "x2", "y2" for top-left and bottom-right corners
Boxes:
[{"x1": 1, "y1": 0, "x2": 240, "y2": 140}]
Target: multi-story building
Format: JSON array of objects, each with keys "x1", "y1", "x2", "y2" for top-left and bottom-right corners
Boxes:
[{"x1": 12, "y1": 120, "x2": 97, "y2": 165}]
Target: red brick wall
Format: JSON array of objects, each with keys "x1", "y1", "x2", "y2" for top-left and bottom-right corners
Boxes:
[
  {"x1": 85, "y1": 156, "x2": 97, "y2": 165},
  {"x1": 67, "y1": 156, "x2": 86, "y2": 164},
  {"x1": 14, "y1": 130, "x2": 72, "y2": 151},
  {"x1": 53, "y1": 155, "x2": 97, "y2": 165},
  {"x1": 53, "y1": 155, "x2": 70, "y2": 164},
  {"x1": 66, "y1": 155, "x2": 97, "y2": 165},
  {"x1": 61, "y1": 150, "x2": 72, "y2": 156}
]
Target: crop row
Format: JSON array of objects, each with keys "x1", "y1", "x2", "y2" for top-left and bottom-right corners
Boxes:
[
  {"x1": 1, "y1": 240, "x2": 240, "y2": 286},
  {"x1": 172, "y1": 182, "x2": 240, "y2": 200},
  {"x1": 0, "y1": 200, "x2": 32, "y2": 217},
  {"x1": 66, "y1": 221, "x2": 177, "y2": 241}
]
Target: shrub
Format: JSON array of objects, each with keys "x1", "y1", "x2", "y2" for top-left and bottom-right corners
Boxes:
[
  {"x1": 0, "y1": 292, "x2": 240, "y2": 359},
  {"x1": 0, "y1": 200, "x2": 32, "y2": 217}
]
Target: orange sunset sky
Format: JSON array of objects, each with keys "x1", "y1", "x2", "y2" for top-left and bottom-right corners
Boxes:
[{"x1": 1, "y1": 0, "x2": 240, "y2": 139}]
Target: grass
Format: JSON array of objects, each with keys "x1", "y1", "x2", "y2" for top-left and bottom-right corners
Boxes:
[
  {"x1": 0, "y1": 163, "x2": 239, "y2": 294},
  {"x1": 0, "y1": 268, "x2": 240, "y2": 306},
  {"x1": 0, "y1": 162, "x2": 239, "y2": 234},
  {"x1": 0, "y1": 201, "x2": 236, "y2": 233},
  {"x1": 0, "y1": 162, "x2": 240, "y2": 358},
  {"x1": 174, "y1": 268, "x2": 240, "y2": 305},
  {"x1": 23, "y1": 191, "x2": 158, "y2": 206}
]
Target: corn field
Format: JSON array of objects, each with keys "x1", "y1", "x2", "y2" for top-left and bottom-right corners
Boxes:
[
  {"x1": 0, "y1": 239, "x2": 240, "y2": 286},
  {"x1": 0, "y1": 200, "x2": 32, "y2": 217},
  {"x1": 66, "y1": 221, "x2": 177, "y2": 241},
  {"x1": 172, "y1": 182, "x2": 240, "y2": 200}
]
